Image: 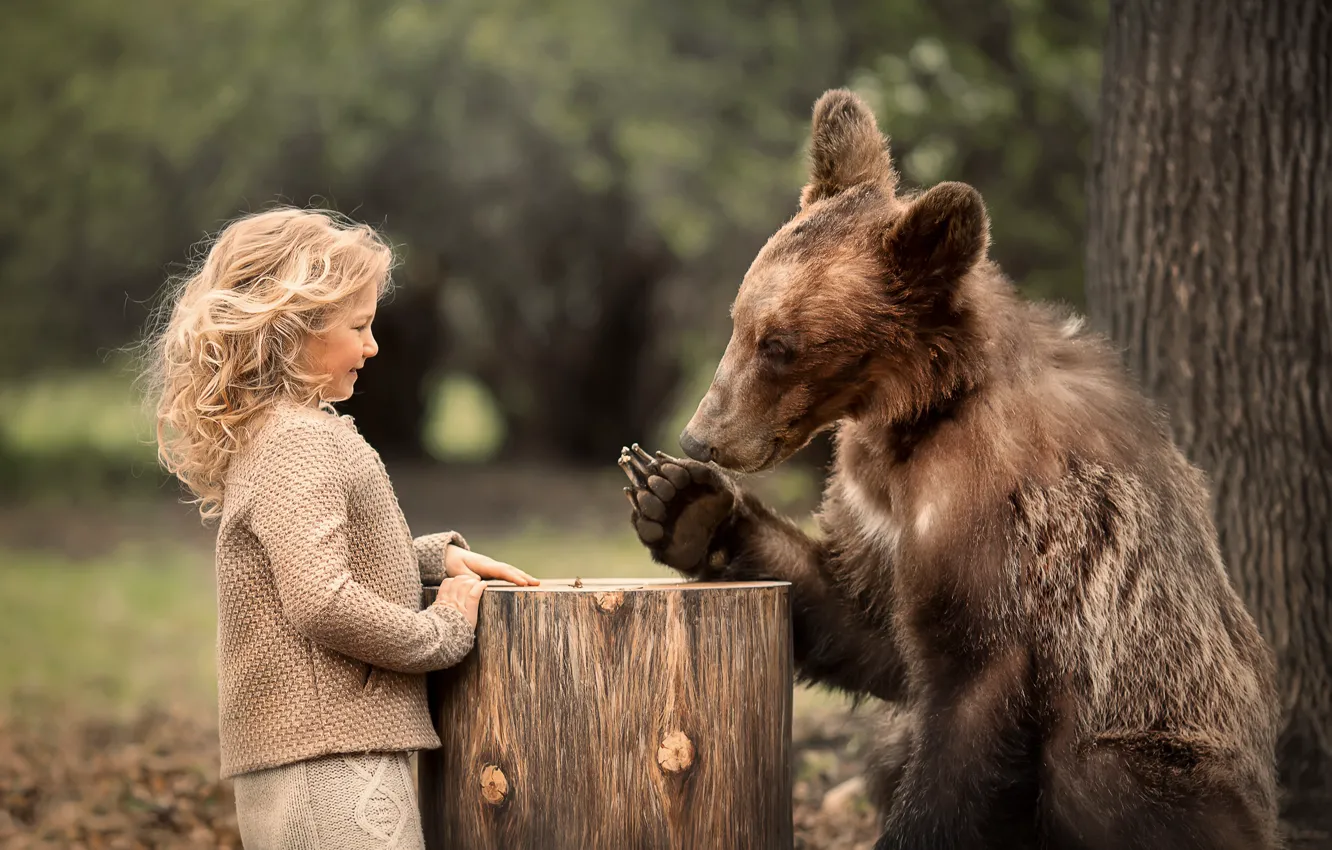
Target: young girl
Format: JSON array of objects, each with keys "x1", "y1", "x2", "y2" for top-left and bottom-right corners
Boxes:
[{"x1": 144, "y1": 207, "x2": 537, "y2": 849}]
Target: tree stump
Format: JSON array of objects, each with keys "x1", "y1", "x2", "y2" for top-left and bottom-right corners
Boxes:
[{"x1": 419, "y1": 577, "x2": 793, "y2": 850}]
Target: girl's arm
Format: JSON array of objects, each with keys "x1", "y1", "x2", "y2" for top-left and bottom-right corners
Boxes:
[
  {"x1": 415, "y1": 532, "x2": 468, "y2": 584},
  {"x1": 247, "y1": 422, "x2": 475, "y2": 673},
  {"x1": 419, "y1": 533, "x2": 539, "y2": 587}
]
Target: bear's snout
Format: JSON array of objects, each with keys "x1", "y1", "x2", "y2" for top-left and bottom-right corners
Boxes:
[{"x1": 678, "y1": 429, "x2": 715, "y2": 463}]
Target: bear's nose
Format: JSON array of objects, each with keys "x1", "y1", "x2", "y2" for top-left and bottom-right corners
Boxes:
[{"x1": 679, "y1": 429, "x2": 715, "y2": 463}]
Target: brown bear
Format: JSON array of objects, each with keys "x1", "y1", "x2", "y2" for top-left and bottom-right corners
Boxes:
[{"x1": 620, "y1": 89, "x2": 1279, "y2": 849}]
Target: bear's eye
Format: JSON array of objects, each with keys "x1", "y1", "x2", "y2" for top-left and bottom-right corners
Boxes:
[{"x1": 759, "y1": 336, "x2": 796, "y2": 364}]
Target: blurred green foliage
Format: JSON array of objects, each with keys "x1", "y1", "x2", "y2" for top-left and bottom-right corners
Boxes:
[
  {"x1": 0, "y1": 0, "x2": 1105, "y2": 464},
  {"x1": 423, "y1": 373, "x2": 507, "y2": 462},
  {"x1": 0, "y1": 366, "x2": 507, "y2": 502},
  {"x1": 0, "y1": 365, "x2": 168, "y2": 503}
]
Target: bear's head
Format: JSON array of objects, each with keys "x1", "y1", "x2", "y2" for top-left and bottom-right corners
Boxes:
[{"x1": 680, "y1": 88, "x2": 992, "y2": 472}]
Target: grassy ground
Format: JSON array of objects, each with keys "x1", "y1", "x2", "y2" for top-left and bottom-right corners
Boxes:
[{"x1": 0, "y1": 545, "x2": 217, "y2": 717}]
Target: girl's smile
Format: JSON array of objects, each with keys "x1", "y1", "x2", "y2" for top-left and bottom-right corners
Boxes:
[{"x1": 305, "y1": 284, "x2": 380, "y2": 403}]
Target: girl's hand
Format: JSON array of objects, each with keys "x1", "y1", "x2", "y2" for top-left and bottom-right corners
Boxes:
[
  {"x1": 444, "y1": 544, "x2": 539, "y2": 586},
  {"x1": 433, "y1": 575, "x2": 485, "y2": 627}
]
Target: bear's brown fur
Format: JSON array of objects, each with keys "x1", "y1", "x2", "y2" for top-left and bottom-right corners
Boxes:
[{"x1": 621, "y1": 89, "x2": 1280, "y2": 849}]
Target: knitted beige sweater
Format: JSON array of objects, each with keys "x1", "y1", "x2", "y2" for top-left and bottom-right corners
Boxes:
[{"x1": 214, "y1": 400, "x2": 474, "y2": 779}]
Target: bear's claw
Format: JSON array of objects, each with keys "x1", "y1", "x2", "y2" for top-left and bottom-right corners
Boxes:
[{"x1": 618, "y1": 444, "x2": 737, "y2": 573}]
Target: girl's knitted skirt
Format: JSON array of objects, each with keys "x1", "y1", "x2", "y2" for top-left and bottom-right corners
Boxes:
[{"x1": 232, "y1": 751, "x2": 426, "y2": 850}]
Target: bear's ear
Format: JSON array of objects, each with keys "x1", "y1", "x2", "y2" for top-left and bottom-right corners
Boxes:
[
  {"x1": 800, "y1": 89, "x2": 897, "y2": 209},
  {"x1": 883, "y1": 182, "x2": 989, "y2": 285}
]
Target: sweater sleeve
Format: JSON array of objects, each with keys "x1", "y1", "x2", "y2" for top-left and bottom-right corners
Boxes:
[
  {"x1": 246, "y1": 421, "x2": 476, "y2": 673},
  {"x1": 414, "y1": 531, "x2": 469, "y2": 585}
]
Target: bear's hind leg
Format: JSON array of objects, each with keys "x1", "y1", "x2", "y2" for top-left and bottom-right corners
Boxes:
[
  {"x1": 1042, "y1": 737, "x2": 1277, "y2": 850},
  {"x1": 870, "y1": 725, "x2": 1042, "y2": 849}
]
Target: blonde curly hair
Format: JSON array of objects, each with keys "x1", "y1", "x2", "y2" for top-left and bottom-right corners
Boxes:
[{"x1": 142, "y1": 207, "x2": 394, "y2": 519}]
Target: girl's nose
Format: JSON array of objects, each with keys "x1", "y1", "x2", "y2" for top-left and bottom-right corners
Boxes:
[{"x1": 364, "y1": 331, "x2": 379, "y2": 359}]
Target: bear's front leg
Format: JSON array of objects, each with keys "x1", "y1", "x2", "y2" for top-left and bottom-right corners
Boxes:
[
  {"x1": 620, "y1": 443, "x2": 909, "y2": 701},
  {"x1": 618, "y1": 443, "x2": 737, "y2": 576}
]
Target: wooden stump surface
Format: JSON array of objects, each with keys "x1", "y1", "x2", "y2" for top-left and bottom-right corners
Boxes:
[{"x1": 419, "y1": 577, "x2": 793, "y2": 850}]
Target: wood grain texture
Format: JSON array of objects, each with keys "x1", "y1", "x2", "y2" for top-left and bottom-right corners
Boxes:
[{"x1": 419, "y1": 578, "x2": 794, "y2": 850}]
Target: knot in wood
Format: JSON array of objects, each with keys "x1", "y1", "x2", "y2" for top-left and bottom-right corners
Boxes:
[
  {"x1": 593, "y1": 591, "x2": 624, "y2": 613},
  {"x1": 480, "y1": 764, "x2": 508, "y2": 805},
  {"x1": 657, "y1": 730, "x2": 695, "y2": 773}
]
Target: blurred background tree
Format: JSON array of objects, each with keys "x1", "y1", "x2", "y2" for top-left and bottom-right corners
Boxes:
[{"x1": 0, "y1": 0, "x2": 1104, "y2": 469}]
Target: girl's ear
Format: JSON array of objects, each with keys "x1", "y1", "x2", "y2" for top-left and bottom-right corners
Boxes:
[{"x1": 882, "y1": 182, "x2": 989, "y2": 285}]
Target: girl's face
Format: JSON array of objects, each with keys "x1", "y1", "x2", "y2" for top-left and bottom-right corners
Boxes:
[{"x1": 305, "y1": 283, "x2": 380, "y2": 403}]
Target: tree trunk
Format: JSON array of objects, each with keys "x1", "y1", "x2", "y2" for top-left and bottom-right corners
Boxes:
[
  {"x1": 1085, "y1": 0, "x2": 1332, "y2": 844},
  {"x1": 485, "y1": 233, "x2": 680, "y2": 467},
  {"x1": 476, "y1": 185, "x2": 681, "y2": 468},
  {"x1": 418, "y1": 578, "x2": 794, "y2": 849}
]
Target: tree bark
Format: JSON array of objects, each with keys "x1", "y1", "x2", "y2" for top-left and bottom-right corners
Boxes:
[
  {"x1": 1085, "y1": 0, "x2": 1332, "y2": 843},
  {"x1": 472, "y1": 175, "x2": 681, "y2": 467},
  {"x1": 418, "y1": 578, "x2": 793, "y2": 850}
]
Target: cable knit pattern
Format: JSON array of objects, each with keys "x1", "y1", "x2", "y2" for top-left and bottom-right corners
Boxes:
[
  {"x1": 233, "y1": 751, "x2": 426, "y2": 849},
  {"x1": 214, "y1": 400, "x2": 474, "y2": 779}
]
